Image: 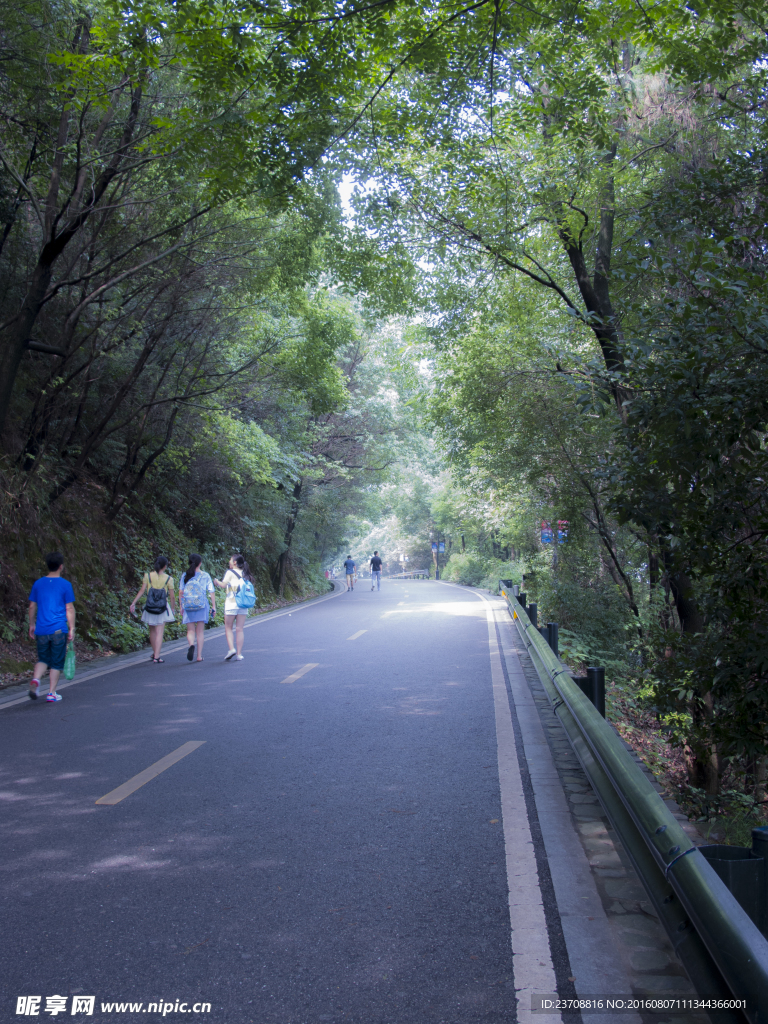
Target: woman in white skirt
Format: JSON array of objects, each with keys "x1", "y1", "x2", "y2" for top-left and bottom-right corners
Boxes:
[{"x1": 129, "y1": 555, "x2": 176, "y2": 663}]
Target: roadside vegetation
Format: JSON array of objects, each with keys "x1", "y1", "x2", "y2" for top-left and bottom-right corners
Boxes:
[{"x1": 339, "y1": 1, "x2": 768, "y2": 832}]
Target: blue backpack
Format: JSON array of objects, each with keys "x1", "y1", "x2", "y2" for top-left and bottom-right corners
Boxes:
[
  {"x1": 233, "y1": 571, "x2": 257, "y2": 609},
  {"x1": 183, "y1": 572, "x2": 208, "y2": 611}
]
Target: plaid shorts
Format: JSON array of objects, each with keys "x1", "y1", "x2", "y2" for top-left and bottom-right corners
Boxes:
[{"x1": 36, "y1": 631, "x2": 67, "y2": 671}]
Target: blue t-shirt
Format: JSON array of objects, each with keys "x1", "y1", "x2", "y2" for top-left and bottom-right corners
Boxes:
[
  {"x1": 28, "y1": 577, "x2": 76, "y2": 635},
  {"x1": 344, "y1": 559, "x2": 356, "y2": 574}
]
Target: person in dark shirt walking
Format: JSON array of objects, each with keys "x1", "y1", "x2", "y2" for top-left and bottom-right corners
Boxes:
[
  {"x1": 343, "y1": 555, "x2": 356, "y2": 591},
  {"x1": 370, "y1": 551, "x2": 383, "y2": 590},
  {"x1": 27, "y1": 552, "x2": 76, "y2": 702}
]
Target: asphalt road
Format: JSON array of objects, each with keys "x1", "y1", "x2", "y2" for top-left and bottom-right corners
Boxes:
[{"x1": 0, "y1": 580, "x2": 518, "y2": 1024}]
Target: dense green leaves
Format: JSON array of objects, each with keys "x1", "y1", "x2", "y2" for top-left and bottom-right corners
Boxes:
[{"x1": 329, "y1": 0, "x2": 768, "y2": 802}]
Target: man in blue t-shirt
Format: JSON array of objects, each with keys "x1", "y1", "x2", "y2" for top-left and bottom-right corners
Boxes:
[
  {"x1": 28, "y1": 552, "x2": 76, "y2": 702},
  {"x1": 343, "y1": 555, "x2": 356, "y2": 591}
]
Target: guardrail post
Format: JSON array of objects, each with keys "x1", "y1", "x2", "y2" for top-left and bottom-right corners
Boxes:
[
  {"x1": 587, "y1": 666, "x2": 606, "y2": 718},
  {"x1": 572, "y1": 675, "x2": 590, "y2": 700},
  {"x1": 700, "y1": 844, "x2": 765, "y2": 935},
  {"x1": 547, "y1": 622, "x2": 559, "y2": 658},
  {"x1": 519, "y1": 592, "x2": 527, "y2": 609},
  {"x1": 527, "y1": 601, "x2": 537, "y2": 626}
]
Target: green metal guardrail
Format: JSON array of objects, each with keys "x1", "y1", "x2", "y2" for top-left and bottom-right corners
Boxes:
[{"x1": 500, "y1": 586, "x2": 768, "y2": 1024}]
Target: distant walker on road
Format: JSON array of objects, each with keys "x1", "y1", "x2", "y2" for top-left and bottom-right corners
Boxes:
[
  {"x1": 343, "y1": 555, "x2": 356, "y2": 591},
  {"x1": 369, "y1": 551, "x2": 383, "y2": 591}
]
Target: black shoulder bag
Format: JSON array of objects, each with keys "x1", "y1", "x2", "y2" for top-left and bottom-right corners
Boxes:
[{"x1": 145, "y1": 573, "x2": 170, "y2": 615}]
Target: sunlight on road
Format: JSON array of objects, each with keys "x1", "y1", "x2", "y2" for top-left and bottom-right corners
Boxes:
[{"x1": 379, "y1": 601, "x2": 485, "y2": 619}]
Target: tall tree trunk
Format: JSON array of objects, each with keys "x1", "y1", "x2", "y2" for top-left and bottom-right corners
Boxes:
[
  {"x1": 649, "y1": 543, "x2": 668, "y2": 628},
  {"x1": 669, "y1": 570, "x2": 706, "y2": 634},
  {"x1": 648, "y1": 546, "x2": 659, "y2": 594},
  {"x1": 755, "y1": 757, "x2": 768, "y2": 820},
  {"x1": 557, "y1": 143, "x2": 630, "y2": 418},
  {"x1": 274, "y1": 477, "x2": 302, "y2": 598},
  {"x1": 687, "y1": 691, "x2": 720, "y2": 798}
]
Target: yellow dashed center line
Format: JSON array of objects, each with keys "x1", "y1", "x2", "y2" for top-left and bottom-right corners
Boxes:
[
  {"x1": 96, "y1": 741, "x2": 206, "y2": 805},
  {"x1": 279, "y1": 662, "x2": 319, "y2": 685}
]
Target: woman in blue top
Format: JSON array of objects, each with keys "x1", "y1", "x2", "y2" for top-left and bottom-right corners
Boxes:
[{"x1": 178, "y1": 553, "x2": 216, "y2": 662}]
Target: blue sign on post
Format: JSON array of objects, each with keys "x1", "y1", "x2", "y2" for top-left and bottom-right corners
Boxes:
[
  {"x1": 541, "y1": 521, "x2": 553, "y2": 544},
  {"x1": 431, "y1": 542, "x2": 437, "y2": 552},
  {"x1": 438, "y1": 541, "x2": 445, "y2": 552}
]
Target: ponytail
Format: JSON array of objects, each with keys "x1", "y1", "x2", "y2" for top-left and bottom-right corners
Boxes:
[
  {"x1": 232, "y1": 553, "x2": 253, "y2": 582},
  {"x1": 184, "y1": 552, "x2": 202, "y2": 584}
]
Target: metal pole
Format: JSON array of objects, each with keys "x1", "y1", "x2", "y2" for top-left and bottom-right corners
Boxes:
[
  {"x1": 587, "y1": 666, "x2": 605, "y2": 718},
  {"x1": 527, "y1": 601, "x2": 537, "y2": 627},
  {"x1": 547, "y1": 622, "x2": 559, "y2": 658}
]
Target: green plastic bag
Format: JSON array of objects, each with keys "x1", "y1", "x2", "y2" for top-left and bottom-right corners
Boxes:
[{"x1": 63, "y1": 641, "x2": 76, "y2": 681}]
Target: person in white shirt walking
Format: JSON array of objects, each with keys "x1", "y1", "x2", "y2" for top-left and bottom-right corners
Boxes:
[{"x1": 214, "y1": 554, "x2": 253, "y2": 660}]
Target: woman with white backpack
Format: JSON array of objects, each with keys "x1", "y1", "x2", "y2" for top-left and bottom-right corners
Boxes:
[
  {"x1": 178, "y1": 553, "x2": 216, "y2": 663},
  {"x1": 214, "y1": 554, "x2": 256, "y2": 661}
]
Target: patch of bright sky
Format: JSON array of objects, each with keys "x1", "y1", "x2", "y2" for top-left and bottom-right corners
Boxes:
[{"x1": 338, "y1": 173, "x2": 356, "y2": 221}]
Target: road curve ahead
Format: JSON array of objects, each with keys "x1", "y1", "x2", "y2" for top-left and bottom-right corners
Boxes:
[{"x1": 2, "y1": 579, "x2": 584, "y2": 1024}]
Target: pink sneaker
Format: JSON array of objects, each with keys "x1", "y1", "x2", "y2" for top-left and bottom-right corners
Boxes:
[{"x1": 28, "y1": 678, "x2": 40, "y2": 701}]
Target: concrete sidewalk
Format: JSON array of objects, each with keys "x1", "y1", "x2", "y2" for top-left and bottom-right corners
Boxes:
[{"x1": 0, "y1": 579, "x2": 344, "y2": 711}]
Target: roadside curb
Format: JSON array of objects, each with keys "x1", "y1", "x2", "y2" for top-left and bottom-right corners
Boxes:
[{"x1": 0, "y1": 579, "x2": 345, "y2": 711}]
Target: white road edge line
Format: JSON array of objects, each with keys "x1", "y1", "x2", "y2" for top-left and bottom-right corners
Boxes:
[{"x1": 439, "y1": 581, "x2": 562, "y2": 1024}]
